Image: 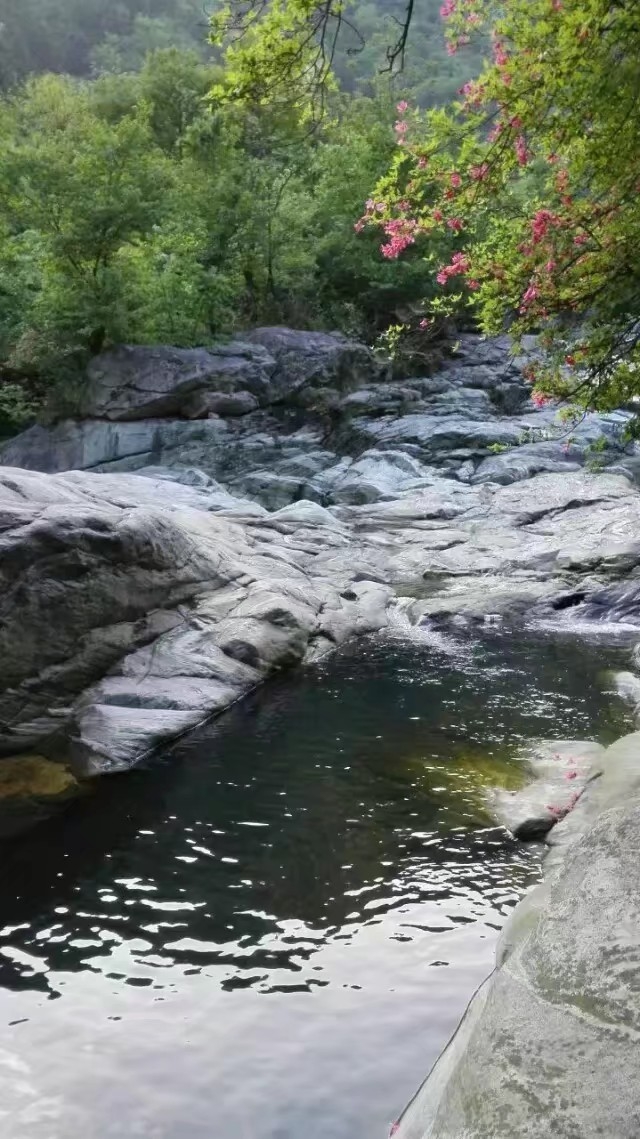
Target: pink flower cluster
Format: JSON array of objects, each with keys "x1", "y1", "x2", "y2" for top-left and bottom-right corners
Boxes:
[
  {"x1": 531, "y1": 390, "x2": 551, "y2": 407},
  {"x1": 515, "y1": 135, "x2": 528, "y2": 166},
  {"x1": 470, "y1": 162, "x2": 489, "y2": 181},
  {"x1": 380, "y1": 217, "x2": 419, "y2": 259},
  {"x1": 436, "y1": 251, "x2": 470, "y2": 285},
  {"x1": 440, "y1": 0, "x2": 456, "y2": 18},
  {"x1": 493, "y1": 41, "x2": 509, "y2": 66},
  {"x1": 520, "y1": 282, "x2": 539, "y2": 311},
  {"x1": 530, "y1": 208, "x2": 560, "y2": 244},
  {"x1": 459, "y1": 79, "x2": 486, "y2": 109}
]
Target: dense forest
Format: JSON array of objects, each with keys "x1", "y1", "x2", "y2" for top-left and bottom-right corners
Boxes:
[
  {"x1": 0, "y1": 0, "x2": 483, "y2": 429},
  {"x1": 1, "y1": 0, "x2": 636, "y2": 430}
]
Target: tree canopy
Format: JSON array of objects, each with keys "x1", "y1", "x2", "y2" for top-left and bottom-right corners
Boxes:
[
  {"x1": 1, "y1": 0, "x2": 638, "y2": 430},
  {"x1": 216, "y1": 0, "x2": 640, "y2": 414}
]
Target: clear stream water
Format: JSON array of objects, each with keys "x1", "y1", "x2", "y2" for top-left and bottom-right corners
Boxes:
[{"x1": 0, "y1": 624, "x2": 633, "y2": 1139}]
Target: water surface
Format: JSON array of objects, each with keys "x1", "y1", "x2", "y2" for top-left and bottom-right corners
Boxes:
[{"x1": 0, "y1": 626, "x2": 631, "y2": 1139}]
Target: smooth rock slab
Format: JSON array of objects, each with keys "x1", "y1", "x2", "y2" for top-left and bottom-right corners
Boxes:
[{"x1": 393, "y1": 731, "x2": 640, "y2": 1139}]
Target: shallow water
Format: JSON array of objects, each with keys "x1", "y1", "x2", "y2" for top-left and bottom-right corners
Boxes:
[{"x1": 0, "y1": 625, "x2": 632, "y2": 1139}]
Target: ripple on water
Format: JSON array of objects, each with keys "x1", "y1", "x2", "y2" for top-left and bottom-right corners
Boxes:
[{"x1": 0, "y1": 626, "x2": 632, "y2": 1139}]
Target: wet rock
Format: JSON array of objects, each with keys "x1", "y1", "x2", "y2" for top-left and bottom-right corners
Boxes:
[
  {"x1": 393, "y1": 731, "x2": 640, "y2": 1139},
  {"x1": 486, "y1": 739, "x2": 604, "y2": 841}
]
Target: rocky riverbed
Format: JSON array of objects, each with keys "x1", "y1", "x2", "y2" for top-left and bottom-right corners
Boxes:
[
  {"x1": 2, "y1": 328, "x2": 640, "y2": 1136},
  {"x1": 2, "y1": 327, "x2": 640, "y2": 777}
]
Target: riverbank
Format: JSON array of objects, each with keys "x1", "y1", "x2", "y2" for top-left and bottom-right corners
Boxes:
[{"x1": 394, "y1": 714, "x2": 640, "y2": 1139}]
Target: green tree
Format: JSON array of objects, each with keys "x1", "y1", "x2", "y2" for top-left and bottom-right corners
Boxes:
[
  {"x1": 0, "y1": 74, "x2": 173, "y2": 370},
  {"x1": 365, "y1": 0, "x2": 640, "y2": 412}
]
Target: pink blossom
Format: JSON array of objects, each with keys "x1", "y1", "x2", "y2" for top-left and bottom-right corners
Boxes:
[
  {"x1": 396, "y1": 100, "x2": 409, "y2": 114},
  {"x1": 470, "y1": 163, "x2": 489, "y2": 181},
  {"x1": 531, "y1": 208, "x2": 560, "y2": 243},
  {"x1": 380, "y1": 217, "x2": 418, "y2": 259},
  {"x1": 381, "y1": 234, "x2": 415, "y2": 259},
  {"x1": 354, "y1": 219, "x2": 365, "y2": 233},
  {"x1": 488, "y1": 122, "x2": 503, "y2": 143},
  {"x1": 459, "y1": 80, "x2": 486, "y2": 109},
  {"x1": 564, "y1": 770, "x2": 578, "y2": 780},
  {"x1": 375, "y1": 202, "x2": 386, "y2": 213},
  {"x1": 440, "y1": 0, "x2": 456, "y2": 16},
  {"x1": 433, "y1": 208, "x2": 444, "y2": 222},
  {"x1": 468, "y1": 279, "x2": 480, "y2": 290},
  {"x1": 417, "y1": 155, "x2": 428, "y2": 169},
  {"x1": 394, "y1": 120, "x2": 408, "y2": 135},
  {"x1": 446, "y1": 40, "x2": 459, "y2": 55},
  {"x1": 446, "y1": 216, "x2": 464, "y2": 231},
  {"x1": 531, "y1": 390, "x2": 550, "y2": 407},
  {"x1": 419, "y1": 317, "x2": 432, "y2": 329},
  {"x1": 436, "y1": 251, "x2": 470, "y2": 285},
  {"x1": 365, "y1": 198, "x2": 375, "y2": 212},
  {"x1": 450, "y1": 171, "x2": 462, "y2": 188},
  {"x1": 545, "y1": 259, "x2": 557, "y2": 273},
  {"x1": 515, "y1": 135, "x2": 528, "y2": 166},
  {"x1": 520, "y1": 283, "x2": 540, "y2": 312},
  {"x1": 573, "y1": 232, "x2": 588, "y2": 246},
  {"x1": 493, "y1": 41, "x2": 509, "y2": 66}
]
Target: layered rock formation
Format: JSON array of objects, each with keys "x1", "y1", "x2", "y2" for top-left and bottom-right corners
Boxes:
[
  {"x1": 2, "y1": 328, "x2": 640, "y2": 777},
  {"x1": 3, "y1": 327, "x2": 640, "y2": 1130}
]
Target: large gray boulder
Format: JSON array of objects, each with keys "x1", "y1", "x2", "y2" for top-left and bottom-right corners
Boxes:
[
  {"x1": 393, "y1": 730, "x2": 640, "y2": 1139},
  {"x1": 246, "y1": 326, "x2": 385, "y2": 402},
  {"x1": 0, "y1": 416, "x2": 231, "y2": 475},
  {"x1": 0, "y1": 466, "x2": 393, "y2": 774},
  {"x1": 82, "y1": 342, "x2": 276, "y2": 420}
]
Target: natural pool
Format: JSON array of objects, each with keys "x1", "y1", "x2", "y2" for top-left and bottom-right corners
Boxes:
[{"x1": 0, "y1": 624, "x2": 632, "y2": 1139}]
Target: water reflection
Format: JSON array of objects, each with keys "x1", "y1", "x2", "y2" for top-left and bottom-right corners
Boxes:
[{"x1": 0, "y1": 626, "x2": 631, "y2": 1138}]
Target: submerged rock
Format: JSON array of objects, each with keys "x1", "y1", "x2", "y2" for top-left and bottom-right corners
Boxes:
[
  {"x1": 0, "y1": 755, "x2": 80, "y2": 837},
  {"x1": 486, "y1": 739, "x2": 604, "y2": 841}
]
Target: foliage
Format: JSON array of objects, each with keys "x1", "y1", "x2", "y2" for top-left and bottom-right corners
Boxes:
[
  {"x1": 0, "y1": 0, "x2": 212, "y2": 87},
  {"x1": 0, "y1": 33, "x2": 449, "y2": 427},
  {"x1": 359, "y1": 0, "x2": 640, "y2": 413}
]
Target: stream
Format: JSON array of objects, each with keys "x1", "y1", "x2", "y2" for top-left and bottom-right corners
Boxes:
[{"x1": 0, "y1": 624, "x2": 633, "y2": 1139}]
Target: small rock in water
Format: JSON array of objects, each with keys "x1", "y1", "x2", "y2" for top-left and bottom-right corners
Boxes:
[{"x1": 513, "y1": 815, "x2": 557, "y2": 842}]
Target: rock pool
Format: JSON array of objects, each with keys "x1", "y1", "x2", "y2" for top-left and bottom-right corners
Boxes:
[{"x1": 0, "y1": 625, "x2": 632, "y2": 1139}]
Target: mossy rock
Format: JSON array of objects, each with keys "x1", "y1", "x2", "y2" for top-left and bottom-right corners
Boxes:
[
  {"x1": 422, "y1": 749, "x2": 529, "y2": 826},
  {"x1": 0, "y1": 754, "x2": 81, "y2": 837}
]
